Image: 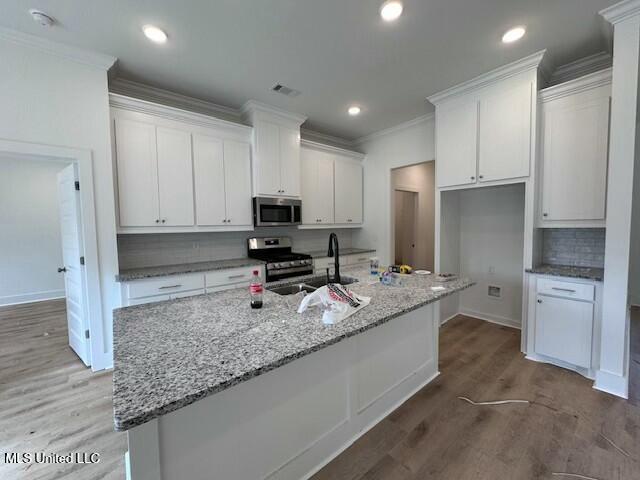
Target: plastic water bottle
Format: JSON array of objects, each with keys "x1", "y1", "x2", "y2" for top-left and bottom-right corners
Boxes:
[{"x1": 249, "y1": 270, "x2": 263, "y2": 309}]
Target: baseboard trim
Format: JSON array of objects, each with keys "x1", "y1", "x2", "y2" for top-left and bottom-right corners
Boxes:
[
  {"x1": 594, "y1": 369, "x2": 628, "y2": 399},
  {"x1": 440, "y1": 312, "x2": 459, "y2": 326},
  {"x1": 0, "y1": 290, "x2": 65, "y2": 307},
  {"x1": 458, "y1": 308, "x2": 521, "y2": 330}
]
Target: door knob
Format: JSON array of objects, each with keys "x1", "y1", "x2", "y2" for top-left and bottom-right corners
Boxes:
[{"x1": 57, "y1": 267, "x2": 67, "y2": 273}]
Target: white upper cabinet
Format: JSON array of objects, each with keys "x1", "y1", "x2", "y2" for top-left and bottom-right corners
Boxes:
[
  {"x1": 539, "y1": 70, "x2": 611, "y2": 227},
  {"x1": 428, "y1": 52, "x2": 543, "y2": 190},
  {"x1": 222, "y1": 140, "x2": 252, "y2": 226},
  {"x1": 478, "y1": 82, "x2": 532, "y2": 182},
  {"x1": 334, "y1": 157, "x2": 363, "y2": 225},
  {"x1": 242, "y1": 101, "x2": 306, "y2": 198},
  {"x1": 301, "y1": 148, "x2": 335, "y2": 225},
  {"x1": 115, "y1": 118, "x2": 159, "y2": 227},
  {"x1": 193, "y1": 135, "x2": 252, "y2": 227},
  {"x1": 111, "y1": 94, "x2": 254, "y2": 233},
  {"x1": 156, "y1": 127, "x2": 195, "y2": 226},
  {"x1": 279, "y1": 126, "x2": 301, "y2": 197},
  {"x1": 254, "y1": 120, "x2": 282, "y2": 196},
  {"x1": 193, "y1": 134, "x2": 227, "y2": 226},
  {"x1": 435, "y1": 99, "x2": 478, "y2": 188}
]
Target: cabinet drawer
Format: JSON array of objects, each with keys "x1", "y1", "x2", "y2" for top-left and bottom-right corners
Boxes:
[
  {"x1": 127, "y1": 294, "x2": 171, "y2": 306},
  {"x1": 126, "y1": 274, "x2": 204, "y2": 299},
  {"x1": 344, "y1": 253, "x2": 373, "y2": 265},
  {"x1": 536, "y1": 278, "x2": 594, "y2": 301},
  {"x1": 205, "y1": 266, "x2": 260, "y2": 288}
]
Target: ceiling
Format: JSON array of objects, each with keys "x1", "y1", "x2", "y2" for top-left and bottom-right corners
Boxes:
[{"x1": 1, "y1": 0, "x2": 617, "y2": 141}]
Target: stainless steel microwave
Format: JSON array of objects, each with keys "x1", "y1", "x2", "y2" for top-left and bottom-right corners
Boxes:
[{"x1": 253, "y1": 197, "x2": 302, "y2": 227}]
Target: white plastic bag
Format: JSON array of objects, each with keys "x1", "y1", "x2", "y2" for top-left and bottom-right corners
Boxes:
[{"x1": 297, "y1": 284, "x2": 371, "y2": 325}]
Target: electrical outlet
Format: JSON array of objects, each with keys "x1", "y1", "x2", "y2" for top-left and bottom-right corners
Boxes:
[
  {"x1": 488, "y1": 266, "x2": 496, "y2": 274},
  {"x1": 488, "y1": 285, "x2": 501, "y2": 298},
  {"x1": 192, "y1": 242, "x2": 199, "y2": 250}
]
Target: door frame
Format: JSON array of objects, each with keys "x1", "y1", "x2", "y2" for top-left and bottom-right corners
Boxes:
[{"x1": 0, "y1": 139, "x2": 104, "y2": 369}]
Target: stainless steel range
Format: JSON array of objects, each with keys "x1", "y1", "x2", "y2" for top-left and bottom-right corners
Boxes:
[{"x1": 247, "y1": 237, "x2": 313, "y2": 282}]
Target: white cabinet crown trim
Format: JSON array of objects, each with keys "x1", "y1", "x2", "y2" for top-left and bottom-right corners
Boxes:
[
  {"x1": 300, "y1": 139, "x2": 365, "y2": 160},
  {"x1": 427, "y1": 49, "x2": 546, "y2": 105},
  {"x1": 540, "y1": 68, "x2": 613, "y2": 102},
  {"x1": 600, "y1": 0, "x2": 640, "y2": 24},
  {"x1": 109, "y1": 94, "x2": 252, "y2": 137},
  {"x1": 240, "y1": 100, "x2": 307, "y2": 128}
]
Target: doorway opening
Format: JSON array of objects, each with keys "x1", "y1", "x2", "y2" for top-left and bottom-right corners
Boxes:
[
  {"x1": 0, "y1": 140, "x2": 102, "y2": 368},
  {"x1": 391, "y1": 161, "x2": 435, "y2": 271}
]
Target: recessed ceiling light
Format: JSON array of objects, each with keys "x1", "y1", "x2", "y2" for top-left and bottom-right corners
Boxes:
[
  {"x1": 348, "y1": 106, "x2": 361, "y2": 116},
  {"x1": 380, "y1": 0, "x2": 403, "y2": 22},
  {"x1": 142, "y1": 24, "x2": 168, "y2": 44},
  {"x1": 502, "y1": 26, "x2": 526, "y2": 43}
]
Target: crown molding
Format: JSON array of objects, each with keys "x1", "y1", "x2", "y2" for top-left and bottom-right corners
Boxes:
[
  {"x1": 300, "y1": 139, "x2": 365, "y2": 160},
  {"x1": 109, "y1": 78, "x2": 241, "y2": 123},
  {"x1": 427, "y1": 50, "x2": 546, "y2": 105},
  {"x1": 300, "y1": 128, "x2": 358, "y2": 150},
  {"x1": 240, "y1": 100, "x2": 307, "y2": 128},
  {"x1": 540, "y1": 67, "x2": 612, "y2": 102},
  {"x1": 549, "y1": 52, "x2": 612, "y2": 86},
  {"x1": 109, "y1": 93, "x2": 252, "y2": 136},
  {"x1": 600, "y1": 0, "x2": 640, "y2": 24},
  {"x1": 354, "y1": 112, "x2": 434, "y2": 146},
  {"x1": 0, "y1": 27, "x2": 116, "y2": 70}
]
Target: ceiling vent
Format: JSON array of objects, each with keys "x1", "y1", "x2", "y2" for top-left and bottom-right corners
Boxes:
[{"x1": 272, "y1": 84, "x2": 301, "y2": 98}]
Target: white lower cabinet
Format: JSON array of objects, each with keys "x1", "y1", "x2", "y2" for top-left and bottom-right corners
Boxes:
[
  {"x1": 528, "y1": 275, "x2": 600, "y2": 377},
  {"x1": 120, "y1": 266, "x2": 264, "y2": 306},
  {"x1": 313, "y1": 252, "x2": 375, "y2": 275},
  {"x1": 534, "y1": 294, "x2": 593, "y2": 368}
]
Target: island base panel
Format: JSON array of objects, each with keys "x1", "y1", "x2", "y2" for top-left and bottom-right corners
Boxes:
[{"x1": 127, "y1": 303, "x2": 438, "y2": 480}]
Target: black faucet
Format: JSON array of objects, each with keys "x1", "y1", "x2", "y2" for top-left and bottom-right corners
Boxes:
[{"x1": 327, "y1": 233, "x2": 341, "y2": 284}]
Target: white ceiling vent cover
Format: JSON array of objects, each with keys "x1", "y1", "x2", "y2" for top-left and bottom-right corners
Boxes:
[{"x1": 272, "y1": 84, "x2": 301, "y2": 98}]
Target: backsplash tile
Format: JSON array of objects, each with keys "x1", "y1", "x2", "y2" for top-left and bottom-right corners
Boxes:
[
  {"x1": 117, "y1": 228, "x2": 354, "y2": 269},
  {"x1": 542, "y1": 228, "x2": 605, "y2": 268}
]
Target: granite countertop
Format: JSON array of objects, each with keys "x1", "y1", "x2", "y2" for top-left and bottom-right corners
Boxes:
[
  {"x1": 302, "y1": 247, "x2": 377, "y2": 259},
  {"x1": 526, "y1": 264, "x2": 604, "y2": 282},
  {"x1": 113, "y1": 266, "x2": 474, "y2": 431},
  {"x1": 115, "y1": 258, "x2": 265, "y2": 282}
]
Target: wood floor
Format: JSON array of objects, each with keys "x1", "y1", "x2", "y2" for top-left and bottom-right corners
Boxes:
[
  {"x1": 2, "y1": 303, "x2": 639, "y2": 480},
  {"x1": 313, "y1": 315, "x2": 640, "y2": 480},
  {"x1": 0, "y1": 299, "x2": 126, "y2": 480}
]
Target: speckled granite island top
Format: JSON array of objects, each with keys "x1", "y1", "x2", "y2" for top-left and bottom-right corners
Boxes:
[
  {"x1": 112, "y1": 266, "x2": 473, "y2": 431},
  {"x1": 115, "y1": 257, "x2": 265, "y2": 282},
  {"x1": 526, "y1": 264, "x2": 604, "y2": 282}
]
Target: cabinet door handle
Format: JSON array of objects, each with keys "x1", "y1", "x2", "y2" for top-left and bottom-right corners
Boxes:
[
  {"x1": 479, "y1": 175, "x2": 484, "y2": 179},
  {"x1": 552, "y1": 287, "x2": 576, "y2": 293},
  {"x1": 543, "y1": 213, "x2": 548, "y2": 217},
  {"x1": 470, "y1": 176, "x2": 475, "y2": 180},
  {"x1": 537, "y1": 299, "x2": 542, "y2": 304},
  {"x1": 228, "y1": 274, "x2": 246, "y2": 280},
  {"x1": 155, "y1": 219, "x2": 160, "y2": 223},
  {"x1": 161, "y1": 219, "x2": 166, "y2": 223},
  {"x1": 159, "y1": 284, "x2": 182, "y2": 290}
]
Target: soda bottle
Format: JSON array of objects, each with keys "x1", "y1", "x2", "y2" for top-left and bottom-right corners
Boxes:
[{"x1": 250, "y1": 270, "x2": 263, "y2": 309}]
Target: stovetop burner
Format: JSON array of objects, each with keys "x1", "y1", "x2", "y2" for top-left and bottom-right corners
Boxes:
[{"x1": 247, "y1": 237, "x2": 314, "y2": 282}]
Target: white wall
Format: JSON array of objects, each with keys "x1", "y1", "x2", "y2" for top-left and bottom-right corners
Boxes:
[
  {"x1": 0, "y1": 157, "x2": 67, "y2": 305},
  {"x1": 630, "y1": 120, "x2": 640, "y2": 307},
  {"x1": 458, "y1": 184, "x2": 525, "y2": 328},
  {"x1": 354, "y1": 115, "x2": 435, "y2": 265},
  {"x1": 0, "y1": 38, "x2": 118, "y2": 370},
  {"x1": 392, "y1": 162, "x2": 435, "y2": 271}
]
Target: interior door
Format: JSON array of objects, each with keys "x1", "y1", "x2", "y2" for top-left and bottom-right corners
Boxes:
[
  {"x1": 114, "y1": 118, "x2": 159, "y2": 227},
  {"x1": 279, "y1": 125, "x2": 301, "y2": 197},
  {"x1": 394, "y1": 190, "x2": 417, "y2": 266},
  {"x1": 223, "y1": 140, "x2": 253, "y2": 226},
  {"x1": 57, "y1": 164, "x2": 90, "y2": 366},
  {"x1": 193, "y1": 134, "x2": 227, "y2": 226},
  {"x1": 156, "y1": 127, "x2": 195, "y2": 226},
  {"x1": 435, "y1": 99, "x2": 478, "y2": 188}
]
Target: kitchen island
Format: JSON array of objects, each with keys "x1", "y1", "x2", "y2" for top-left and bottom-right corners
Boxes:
[{"x1": 113, "y1": 266, "x2": 473, "y2": 480}]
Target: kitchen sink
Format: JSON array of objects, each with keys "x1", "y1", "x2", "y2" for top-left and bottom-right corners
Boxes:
[
  {"x1": 267, "y1": 284, "x2": 317, "y2": 296},
  {"x1": 267, "y1": 276, "x2": 358, "y2": 296},
  {"x1": 304, "y1": 276, "x2": 358, "y2": 289}
]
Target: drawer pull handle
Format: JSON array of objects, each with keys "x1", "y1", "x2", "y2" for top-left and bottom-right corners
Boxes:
[
  {"x1": 551, "y1": 287, "x2": 576, "y2": 293},
  {"x1": 228, "y1": 274, "x2": 246, "y2": 280},
  {"x1": 159, "y1": 284, "x2": 182, "y2": 290}
]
